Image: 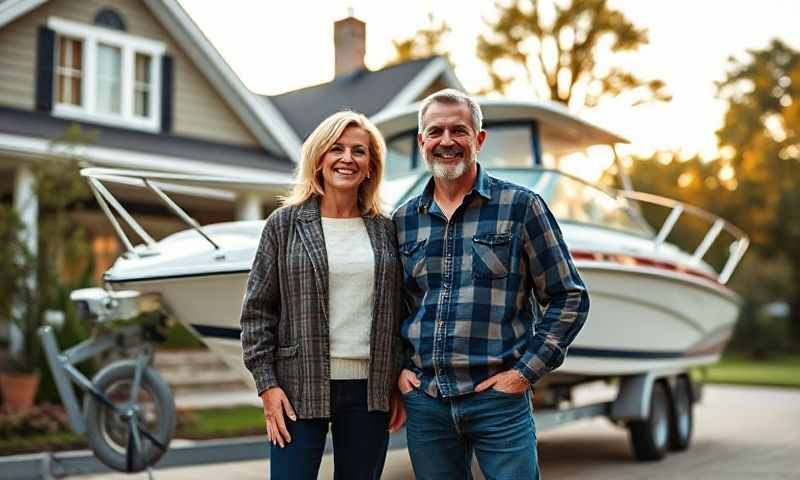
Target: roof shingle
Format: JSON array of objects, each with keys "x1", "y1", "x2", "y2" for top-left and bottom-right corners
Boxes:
[{"x1": 265, "y1": 57, "x2": 437, "y2": 139}]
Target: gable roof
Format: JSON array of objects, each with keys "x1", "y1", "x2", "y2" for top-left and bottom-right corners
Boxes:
[
  {"x1": 267, "y1": 56, "x2": 463, "y2": 139},
  {"x1": 0, "y1": 0, "x2": 303, "y2": 162}
]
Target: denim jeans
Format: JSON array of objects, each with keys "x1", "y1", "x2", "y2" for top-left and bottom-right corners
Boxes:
[
  {"x1": 403, "y1": 387, "x2": 539, "y2": 480},
  {"x1": 269, "y1": 380, "x2": 390, "y2": 480}
]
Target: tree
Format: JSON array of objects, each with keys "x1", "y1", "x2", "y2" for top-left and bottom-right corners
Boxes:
[
  {"x1": 0, "y1": 124, "x2": 93, "y2": 376},
  {"x1": 389, "y1": 12, "x2": 451, "y2": 65},
  {"x1": 477, "y1": 0, "x2": 670, "y2": 109},
  {"x1": 714, "y1": 39, "x2": 800, "y2": 347}
]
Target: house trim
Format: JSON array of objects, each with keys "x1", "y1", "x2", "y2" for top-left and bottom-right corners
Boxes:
[
  {"x1": 0, "y1": 0, "x2": 46, "y2": 29},
  {"x1": 0, "y1": 131, "x2": 296, "y2": 184}
]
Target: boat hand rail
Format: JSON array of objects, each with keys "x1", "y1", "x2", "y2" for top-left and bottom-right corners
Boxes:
[
  {"x1": 80, "y1": 167, "x2": 284, "y2": 258},
  {"x1": 615, "y1": 190, "x2": 750, "y2": 285}
]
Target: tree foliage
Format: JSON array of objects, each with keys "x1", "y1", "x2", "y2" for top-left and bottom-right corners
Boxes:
[
  {"x1": 624, "y1": 40, "x2": 800, "y2": 352},
  {"x1": 714, "y1": 39, "x2": 800, "y2": 345},
  {"x1": 477, "y1": 0, "x2": 670, "y2": 108},
  {"x1": 389, "y1": 13, "x2": 451, "y2": 65}
]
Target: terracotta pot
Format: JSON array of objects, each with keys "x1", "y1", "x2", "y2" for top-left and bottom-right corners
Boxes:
[{"x1": 0, "y1": 371, "x2": 40, "y2": 412}]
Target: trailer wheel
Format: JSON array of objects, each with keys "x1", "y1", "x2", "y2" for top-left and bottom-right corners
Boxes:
[
  {"x1": 84, "y1": 361, "x2": 175, "y2": 472},
  {"x1": 627, "y1": 381, "x2": 670, "y2": 461},
  {"x1": 668, "y1": 376, "x2": 693, "y2": 451}
]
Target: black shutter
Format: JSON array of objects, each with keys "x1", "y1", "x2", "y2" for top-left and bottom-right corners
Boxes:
[
  {"x1": 35, "y1": 26, "x2": 56, "y2": 112},
  {"x1": 160, "y1": 55, "x2": 174, "y2": 133}
]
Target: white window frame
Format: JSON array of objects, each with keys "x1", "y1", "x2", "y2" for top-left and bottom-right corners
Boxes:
[{"x1": 48, "y1": 17, "x2": 165, "y2": 132}]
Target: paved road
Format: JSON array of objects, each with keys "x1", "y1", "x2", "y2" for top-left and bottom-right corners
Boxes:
[{"x1": 81, "y1": 385, "x2": 800, "y2": 479}]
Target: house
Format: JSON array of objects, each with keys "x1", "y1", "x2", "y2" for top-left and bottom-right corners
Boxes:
[
  {"x1": 0, "y1": 0, "x2": 462, "y2": 345},
  {"x1": 0, "y1": 0, "x2": 463, "y2": 263}
]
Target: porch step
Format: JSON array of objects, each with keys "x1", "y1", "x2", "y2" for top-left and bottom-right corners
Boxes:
[{"x1": 152, "y1": 349, "x2": 255, "y2": 409}]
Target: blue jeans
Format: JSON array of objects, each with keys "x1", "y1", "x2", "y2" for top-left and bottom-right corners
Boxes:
[
  {"x1": 269, "y1": 380, "x2": 389, "y2": 480},
  {"x1": 403, "y1": 387, "x2": 539, "y2": 480}
]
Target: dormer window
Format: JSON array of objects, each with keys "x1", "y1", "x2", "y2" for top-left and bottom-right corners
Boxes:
[{"x1": 46, "y1": 17, "x2": 165, "y2": 132}]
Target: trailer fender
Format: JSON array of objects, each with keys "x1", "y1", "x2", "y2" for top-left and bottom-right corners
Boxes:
[
  {"x1": 611, "y1": 373, "x2": 656, "y2": 422},
  {"x1": 611, "y1": 370, "x2": 698, "y2": 422}
]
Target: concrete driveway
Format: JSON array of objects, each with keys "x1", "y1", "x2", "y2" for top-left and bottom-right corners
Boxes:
[{"x1": 80, "y1": 384, "x2": 800, "y2": 479}]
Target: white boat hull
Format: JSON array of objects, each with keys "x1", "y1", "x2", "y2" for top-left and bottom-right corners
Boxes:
[
  {"x1": 111, "y1": 256, "x2": 739, "y2": 388},
  {"x1": 557, "y1": 261, "x2": 738, "y2": 377}
]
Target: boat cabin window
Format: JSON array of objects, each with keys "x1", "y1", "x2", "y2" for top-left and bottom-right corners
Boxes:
[
  {"x1": 384, "y1": 122, "x2": 538, "y2": 178},
  {"x1": 495, "y1": 170, "x2": 653, "y2": 237},
  {"x1": 478, "y1": 124, "x2": 536, "y2": 168},
  {"x1": 385, "y1": 135, "x2": 417, "y2": 178}
]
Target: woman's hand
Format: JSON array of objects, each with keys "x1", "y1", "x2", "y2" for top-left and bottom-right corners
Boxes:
[
  {"x1": 388, "y1": 390, "x2": 406, "y2": 432},
  {"x1": 260, "y1": 387, "x2": 296, "y2": 448},
  {"x1": 397, "y1": 368, "x2": 420, "y2": 394}
]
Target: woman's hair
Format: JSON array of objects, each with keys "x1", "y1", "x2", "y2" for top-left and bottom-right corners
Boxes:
[{"x1": 282, "y1": 110, "x2": 386, "y2": 216}]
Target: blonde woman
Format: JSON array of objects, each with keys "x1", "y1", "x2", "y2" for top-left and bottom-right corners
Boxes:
[{"x1": 240, "y1": 111, "x2": 405, "y2": 479}]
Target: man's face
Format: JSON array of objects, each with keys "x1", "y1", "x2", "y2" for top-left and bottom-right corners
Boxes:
[{"x1": 418, "y1": 102, "x2": 486, "y2": 181}]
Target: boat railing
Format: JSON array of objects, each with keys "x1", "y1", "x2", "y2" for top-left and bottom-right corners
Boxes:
[
  {"x1": 80, "y1": 167, "x2": 286, "y2": 259},
  {"x1": 615, "y1": 190, "x2": 749, "y2": 285}
]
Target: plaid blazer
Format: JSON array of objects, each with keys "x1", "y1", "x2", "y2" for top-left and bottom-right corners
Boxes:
[{"x1": 240, "y1": 197, "x2": 404, "y2": 419}]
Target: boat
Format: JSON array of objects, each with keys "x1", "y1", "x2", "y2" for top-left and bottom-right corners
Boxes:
[{"x1": 85, "y1": 98, "x2": 749, "y2": 394}]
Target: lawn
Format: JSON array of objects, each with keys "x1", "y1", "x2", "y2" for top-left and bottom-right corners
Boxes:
[
  {"x1": 0, "y1": 406, "x2": 265, "y2": 456},
  {"x1": 700, "y1": 354, "x2": 800, "y2": 388},
  {"x1": 178, "y1": 405, "x2": 264, "y2": 438}
]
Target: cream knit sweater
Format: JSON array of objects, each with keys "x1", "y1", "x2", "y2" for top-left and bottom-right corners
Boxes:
[{"x1": 321, "y1": 217, "x2": 374, "y2": 380}]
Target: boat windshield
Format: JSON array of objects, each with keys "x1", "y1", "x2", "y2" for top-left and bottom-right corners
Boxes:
[{"x1": 385, "y1": 168, "x2": 653, "y2": 238}]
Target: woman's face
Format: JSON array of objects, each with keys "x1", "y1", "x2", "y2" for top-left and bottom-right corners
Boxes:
[{"x1": 320, "y1": 126, "x2": 372, "y2": 197}]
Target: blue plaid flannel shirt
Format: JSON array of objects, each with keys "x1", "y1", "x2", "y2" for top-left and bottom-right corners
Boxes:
[{"x1": 393, "y1": 164, "x2": 590, "y2": 398}]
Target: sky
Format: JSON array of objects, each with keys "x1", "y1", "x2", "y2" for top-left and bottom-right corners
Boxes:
[{"x1": 176, "y1": 0, "x2": 800, "y2": 160}]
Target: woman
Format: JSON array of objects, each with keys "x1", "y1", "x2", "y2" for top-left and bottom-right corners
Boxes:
[{"x1": 240, "y1": 111, "x2": 405, "y2": 479}]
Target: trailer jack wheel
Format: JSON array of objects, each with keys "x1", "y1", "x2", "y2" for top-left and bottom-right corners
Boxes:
[
  {"x1": 627, "y1": 381, "x2": 670, "y2": 461},
  {"x1": 84, "y1": 361, "x2": 175, "y2": 472},
  {"x1": 668, "y1": 376, "x2": 693, "y2": 451}
]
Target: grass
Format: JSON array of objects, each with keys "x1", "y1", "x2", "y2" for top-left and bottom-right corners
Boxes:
[
  {"x1": 178, "y1": 406, "x2": 264, "y2": 438},
  {"x1": 0, "y1": 431, "x2": 86, "y2": 455},
  {"x1": 0, "y1": 406, "x2": 265, "y2": 456},
  {"x1": 700, "y1": 354, "x2": 800, "y2": 388}
]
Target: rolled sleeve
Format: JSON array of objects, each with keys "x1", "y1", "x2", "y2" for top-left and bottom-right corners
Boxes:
[{"x1": 514, "y1": 194, "x2": 590, "y2": 385}]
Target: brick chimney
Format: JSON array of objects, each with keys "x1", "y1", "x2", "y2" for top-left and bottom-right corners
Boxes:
[{"x1": 334, "y1": 13, "x2": 365, "y2": 77}]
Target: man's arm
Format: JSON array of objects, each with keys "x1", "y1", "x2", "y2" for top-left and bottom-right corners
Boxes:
[{"x1": 512, "y1": 194, "x2": 590, "y2": 385}]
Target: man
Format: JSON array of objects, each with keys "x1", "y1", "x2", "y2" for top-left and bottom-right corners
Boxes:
[{"x1": 393, "y1": 89, "x2": 590, "y2": 479}]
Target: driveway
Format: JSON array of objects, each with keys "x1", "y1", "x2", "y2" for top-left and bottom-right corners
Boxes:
[{"x1": 79, "y1": 384, "x2": 800, "y2": 479}]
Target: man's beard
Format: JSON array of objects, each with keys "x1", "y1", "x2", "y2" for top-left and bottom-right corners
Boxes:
[{"x1": 425, "y1": 147, "x2": 476, "y2": 181}]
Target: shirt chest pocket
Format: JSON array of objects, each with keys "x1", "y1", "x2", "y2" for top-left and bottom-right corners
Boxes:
[
  {"x1": 399, "y1": 238, "x2": 427, "y2": 280},
  {"x1": 472, "y1": 232, "x2": 512, "y2": 279}
]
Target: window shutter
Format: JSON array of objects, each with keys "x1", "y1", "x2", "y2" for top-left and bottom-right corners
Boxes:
[
  {"x1": 160, "y1": 55, "x2": 174, "y2": 133},
  {"x1": 35, "y1": 26, "x2": 56, "y2": 112}
]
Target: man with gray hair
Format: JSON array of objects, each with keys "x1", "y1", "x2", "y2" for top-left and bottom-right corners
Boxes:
[{"x1": 393, "y1": 89, "x2": 589, "y2": 479}]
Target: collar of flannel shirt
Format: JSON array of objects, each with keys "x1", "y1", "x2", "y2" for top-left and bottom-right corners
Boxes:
[{"x1": 416, "y1": 163, "x2": 493, "y2": 215}]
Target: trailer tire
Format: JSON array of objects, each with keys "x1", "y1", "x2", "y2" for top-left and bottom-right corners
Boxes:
[
  {"x1": 668, "y1": 376, "x2": 693, "y2": 451},
  {"x1": 84, "y1": 361, "x2": 175, "y2": 472},
  {"x1": 627, "y1": 381, "x2": 670, "y2": 461}
]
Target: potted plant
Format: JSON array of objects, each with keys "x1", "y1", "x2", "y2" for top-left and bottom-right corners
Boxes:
[
  {"x1": 0, "y1": 205, "x2": 41, "y2": 412},
  {"x1": 0, "y1": 126, "x2": 93, "y2": 411}
]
